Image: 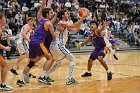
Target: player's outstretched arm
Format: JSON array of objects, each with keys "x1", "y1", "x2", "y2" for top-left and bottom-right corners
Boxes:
[
  {"x1": 77, "y1": 36, "x2": 92, "y2": 48},
  {"x1": 37, "y1": 0, "x2": 46, "y2": 20},
  {"x1": 47, "y1": 0, "x2": 53, "y2": 8}
]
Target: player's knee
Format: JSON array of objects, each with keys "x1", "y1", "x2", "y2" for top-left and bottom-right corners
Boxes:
[
  {"x1": 27, "y1": 61, "x2": 35, "y2": 68},
  {"x1": 68, "y1": 55, "x2": 76, "y2": 62},
  {"x1": 1, "y1": 60, "x2": 8, "y2": 68},
  {"x1": 98, "y1": 56, "x2": 104, "y2": 60}
]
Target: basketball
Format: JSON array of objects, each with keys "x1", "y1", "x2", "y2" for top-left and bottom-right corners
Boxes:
[{"x1": 78, "y1": 8, "x2": 89, "y2": 17}]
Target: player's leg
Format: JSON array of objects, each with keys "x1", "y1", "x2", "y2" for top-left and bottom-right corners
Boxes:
[
  {"x1": 81, "y1": 50, "x2": 96, "y2": 77},
  {"x1": 0, "y1": 55, "x2": 13, "y2": 90},
  {"x1": 97, "y1": 47, "x2": 112, "y2": 80}
]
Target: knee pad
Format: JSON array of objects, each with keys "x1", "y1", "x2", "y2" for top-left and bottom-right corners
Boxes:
[{"x1": 27, "y1": 61, "x2": 35, "y2": 68}]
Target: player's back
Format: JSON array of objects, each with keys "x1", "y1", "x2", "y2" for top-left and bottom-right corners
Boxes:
[{"x1": 30, "y1": 18, "x2": 51, "y2": 45}]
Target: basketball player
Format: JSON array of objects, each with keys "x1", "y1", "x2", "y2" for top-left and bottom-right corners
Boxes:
[
  {"x1": 43, "y1": 9, "x2": 89, "y2": 85},
  {"x1": 10, "y1": 17, "x2": 36, "y2": 78},
  {"x1": 0, "y1": 13, "x2": 13, "y2": 90},
  {"x1": 16, "y1": 0, "x2": 56, "y2": 86},
  {"x1": 77, "y1": 20, "x2": 112, "y2": 80},
  {"x1": 103, "y1": 26, "x2": 118, "y2": 60}
]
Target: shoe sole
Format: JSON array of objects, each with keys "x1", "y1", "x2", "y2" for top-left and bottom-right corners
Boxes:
[
  {"x1": 17, "y1": 83, "x2": 26, "y2": 87},
  {"x1": 66, "y1": 82, "x2": 79, "y2": 85},
  {"x1": 0, "y1": 88, "x2": 13, "y2": 91},
  {"x1": 38, "y1": 79, "x2": 51, "y2": 85},
  {"x1": 81, "y1": 75, "x2": 92, "y2": 77}
]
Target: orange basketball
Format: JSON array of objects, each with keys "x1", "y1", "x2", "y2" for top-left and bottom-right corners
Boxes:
[{"x1": 78, "y1": 8, "x2": 89, "y2": 17}]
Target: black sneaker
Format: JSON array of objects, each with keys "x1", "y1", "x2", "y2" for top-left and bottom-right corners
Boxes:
[
  {"x1": 16, "y1": 80, "x2": 26, "y2": 87},
  {"x1": 38, "y1": 76, "x2": 51, "y2": 85},
  {"x1": 10, "y1": 68, "x2": 18, "y2": 75},
  {"x1": 107, "y1": 72, "x2": 112, "y2": 80},
  {"x1": 28, "y1": 73, "x2": 36, "y2": 78},
  {"x1": 81, "y1": 72, "x2": 92, "y2": 77},
  {"x1": 0, "y1": 84, "x2": 13, "y2": 91},
  {"x1": 47, "y1": 76, "x2": 54, "y2": 82},
  {"x1": 113, "y1": 54, "x2": 118, "y2": 60}
]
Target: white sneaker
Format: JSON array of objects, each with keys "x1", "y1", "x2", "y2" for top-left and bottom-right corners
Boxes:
[
  {"x1": 23, "y1": 75, "x2": 30, "y2": 83},
  {"x1": 66, "y1": 78, "x2": 78, "y2": 85},
  {"x1": 0, "y1": 84, "x2": 13, "y2": 91}
]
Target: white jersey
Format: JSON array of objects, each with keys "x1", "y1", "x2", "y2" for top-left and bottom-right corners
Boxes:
[
  {"x1": 16, "y1": 24, "x2": 31, "y2": 54},
  {"x1": 18, "y1": 24, "x2": 30, "y2": 41},
  {"x1": 102, "y1": 27, "x2": 111, "y2": 47},
  {"x1": 51, "y1": 21, "x2": 68, "y2": 50}
]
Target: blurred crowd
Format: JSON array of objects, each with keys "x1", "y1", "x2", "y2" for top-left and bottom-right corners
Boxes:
[{"x1": 0, "y1": 0, "x2": 140, "y2": 59}]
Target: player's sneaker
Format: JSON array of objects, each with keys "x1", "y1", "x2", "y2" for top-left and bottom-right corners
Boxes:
[
  {"x1": 81, "y1": 72, "x2": 92, "y2": 77},
  {"x1": 113, "y1": 54, "x2": 118, "y2": 60},
  {"x1": 47, "y1": 76, "x2": 54, "y2": 82},
  {"x1": 10, "y1": 68, "x2": 18, "y2": 75},
  {"x1": 16, "y1": 80, "x2": 26, "y2": 87},
  {"x1": 28, "y1": 73, "x2": 36, "y2": 78},
  {"x1": 23, "y1": 75, "x2": 30, "y2": 83},
  {"x1": 66, "y1": 78, "x2": 78, "y2": 85},
  {"x1": 38, "y1": 76, "x2": 51, "y2": 85},
  {"x1": 0, "y1": 84, "x2": 13, "y2": 91},
  {"x1": 107, "y1": 72, "x2": 112, "y2": 80}
]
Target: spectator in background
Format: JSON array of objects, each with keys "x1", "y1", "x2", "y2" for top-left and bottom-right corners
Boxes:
[
  {"x1": 134, "y1": 28, "x2": 139, "y2": 45},
  {"x1": 34, "y1": 0, "x2": 40, "y2": 8},
  {"x1": 7, "y1": 0, "x2": 13, "y2": 8},
  {"x1": 61, "y1": 3, "x2": 65, "y2": 9},
  {"x1": 65, "y1": 0, "x2": 71, "y2": 10},
  {"x1": 84, "y1": 25, "x2": 91, "y2": 38},
  {"x1": 8, "y1": 17, "x2": 18, "y2": 35},
  {"x1": 22, "y1": 3, "x2": 29, "y2": 13}
]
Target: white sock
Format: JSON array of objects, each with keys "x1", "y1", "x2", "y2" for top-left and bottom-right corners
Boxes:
[
  {"x1": 87, "y1": 71, "x2": 91, "y2": 73},
  {"x1": 41, "y1": 71, "x2": 47, "y2": 78},
  {"x1": 1, "y1": 82, "x2": 5, "y2": 85},
  {"x1": 107, "y1": 70, "x2": 111, "y2": 73},
  {"x1": 20, "y1": 74, "x2": 25, "y2": 81},
  {"x1": 45, "y1": 60, "x2": 61, "y2": 78},
  {"x1": 13, "y1": 66, "x2": 17, "y2": 70},
  {"x1": 68, "y1": 60, "x2": 76, "y2": 79}
]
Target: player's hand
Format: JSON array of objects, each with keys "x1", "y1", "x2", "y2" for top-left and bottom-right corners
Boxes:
[
  {"x1": 77, "y1": 42, "x2": 82, "y2": 48},
  {"x1": 4, "y1": 46, "x2": 11, "y2": 51},
  {"x1": 42, "y1": 0, "x2": 46, "y2": 7},
  {"x1": 47, "y1": 0, "x2": 53, "y2": 8}
]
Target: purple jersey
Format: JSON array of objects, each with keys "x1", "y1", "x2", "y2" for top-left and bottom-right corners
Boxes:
[
  {"x1": 90, "y1": 31, "x2": 106, "y2": 48},
  {"x1": 30, "y1": 19, "x2": 52, "y2": 45}
]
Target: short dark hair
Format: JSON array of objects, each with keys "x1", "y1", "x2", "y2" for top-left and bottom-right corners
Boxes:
[
  {"x1": 42, "y1": 8, "x2": 51, "y2": 18},
  {"x1": 0, "y1": 13, "x2": 4, "y2": 19},
  {"x1": 90, "y1": 20, "x2": 99, "y2": 27},
  {"x1": 57, "y1": 9, "x2": 67, "y2": 20}
]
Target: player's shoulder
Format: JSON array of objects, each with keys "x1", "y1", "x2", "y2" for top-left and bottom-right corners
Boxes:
[{"x1": 44, "y1": 21, "x2": 52, "y2": 26}]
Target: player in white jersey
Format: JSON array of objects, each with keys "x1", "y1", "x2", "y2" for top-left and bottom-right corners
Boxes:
[
  {"x1": 10, "y1": 17, "x2": 36, "y2": 78},
  {"x1": 43, "y1": 9, "x2": 88, "y2": 85},
  {"x1": 103, "y1": 26, "x2": 118, "y2": 60}
]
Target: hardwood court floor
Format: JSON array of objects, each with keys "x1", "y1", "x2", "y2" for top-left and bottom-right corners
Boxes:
[{"x1": 1, "y1": 50, "x2": 140, "y2": 93}]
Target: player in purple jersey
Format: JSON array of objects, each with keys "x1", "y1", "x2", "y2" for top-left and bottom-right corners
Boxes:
[
  {"x1": 16, "y1": 0, "x2": 56, "y2": 86},
  {"x1": 77, "y1": 20, "x2": 112, "y2": 80}
]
